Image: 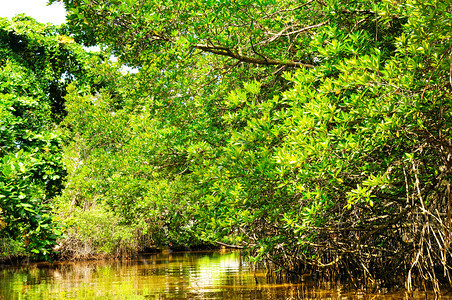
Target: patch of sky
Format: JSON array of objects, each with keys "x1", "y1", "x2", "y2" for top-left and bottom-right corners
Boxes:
[{"x1": 0, "y1": 0, "x2": 66, "y2": 25}]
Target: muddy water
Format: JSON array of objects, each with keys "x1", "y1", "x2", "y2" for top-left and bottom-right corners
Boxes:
[{"x1": 0, "y1": 251, "x2": 450, "y2": 299}]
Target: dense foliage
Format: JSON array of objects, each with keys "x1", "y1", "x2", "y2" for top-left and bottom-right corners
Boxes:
[
  {"x1": 52, "y1": 0, "x2": 452, "y2": 291},
  {"x1": 0, "y1": 16, "x2": 92, "y2": 260},
  {"x1": 2, "y1": 0, "x2": 450, "y2": 292}
]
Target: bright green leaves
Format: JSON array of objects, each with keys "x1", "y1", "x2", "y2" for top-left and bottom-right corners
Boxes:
[
  {"x1": 0, "y1": 147, "x2": 62, "y2": 260},
  {"x1": 0, "y1": 93, "x2": 65, "y2": 260},
  {"x1": 37, "y1": 0, "x2": 452, "y2": 287},
  {"x1": 56, "y1": 0, "x2": 328, "y2": 69},
  {"x1": 0, "y1": 16, "x2": 93, "y2": 261},
  {"x1": 191, "y1": 0, "x2": 452, "y2": 273},
  {"x1": 58, "y1": 53, "x2": 218, "y2": 251}
]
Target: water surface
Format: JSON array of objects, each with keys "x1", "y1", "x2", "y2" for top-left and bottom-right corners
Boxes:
[{"x1": 0, "y1": 251, "x2": 450, "y2": 299}]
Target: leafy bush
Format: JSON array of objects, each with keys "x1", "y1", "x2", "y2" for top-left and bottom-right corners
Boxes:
[{"x1": 0, "y1": 16, "x2": 90, "y2": 260}]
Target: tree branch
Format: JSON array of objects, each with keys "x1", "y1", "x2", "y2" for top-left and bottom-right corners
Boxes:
[
  {"x1": 257, "y1": 20, "x2": 329, "y2": 47},
  {"x1": 216, "y1": 241, "x2": 244, "y2": 249},
  {"x1": 194, "y1": 44, "x2": 314, "y2": 68}
]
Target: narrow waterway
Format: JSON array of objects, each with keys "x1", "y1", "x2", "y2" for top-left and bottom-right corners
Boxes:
[{"x1": 0, "y1": 251, "x2": 450, "y2": 299}]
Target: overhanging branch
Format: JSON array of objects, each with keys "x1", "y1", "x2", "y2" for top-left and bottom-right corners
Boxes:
[{"x1": 194, "y1": 44, "x2": 314, "y2": 68}]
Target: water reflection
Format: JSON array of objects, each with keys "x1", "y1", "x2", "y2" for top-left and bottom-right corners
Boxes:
[{"x1": 0, "y1": 251, "x2": 450, "y2": 299}]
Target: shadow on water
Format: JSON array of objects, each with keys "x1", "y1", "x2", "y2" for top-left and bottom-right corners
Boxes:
[{"x1": 0, "y1": 250, "x2": 451, "y2": 299}]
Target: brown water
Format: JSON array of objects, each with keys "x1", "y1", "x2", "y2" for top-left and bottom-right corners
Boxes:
[{"x1": 0, "y1": 251, "x2": 450, "y2": 299}]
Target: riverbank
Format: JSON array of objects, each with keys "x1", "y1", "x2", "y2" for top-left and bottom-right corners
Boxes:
[{"x1": 0, "y1": 242, "x2": 221, "y2": 269}]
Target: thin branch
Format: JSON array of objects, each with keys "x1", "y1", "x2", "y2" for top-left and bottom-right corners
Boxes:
[
  {"x1": 215, "y1": 241, "x2": 244, "y2": 249},
  {"x1": 250, "y1": 36, "x2": 268, "y2": 63},
  {"x1": 282, "y1": 20, "x2": 330, "y2": 37},
  {"x1": 264, "y1": 0, "x2": 315, "y2": 19},
  {"x1": 259, "y1": 20, "x2": 329, "y2": 46}
]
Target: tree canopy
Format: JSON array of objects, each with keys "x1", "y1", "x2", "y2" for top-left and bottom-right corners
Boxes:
[{"x1": 2, "y1": 0, "x2": 451, "y2": 292}]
